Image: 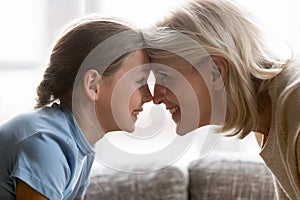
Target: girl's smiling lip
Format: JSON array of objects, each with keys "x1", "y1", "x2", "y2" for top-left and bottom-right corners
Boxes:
[{"x1": 131, "y1": 108, "x2": 143, "y2": 121}]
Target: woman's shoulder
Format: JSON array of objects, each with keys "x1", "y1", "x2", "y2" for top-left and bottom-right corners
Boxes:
[
  {"x1": 285, "y1": 58, "x2": 300, "y2": 77},
  {"x1": 270, "y1": 59, "x2": 300, "y2": 128},
  {"x1": 270, "y1": 59, "x2": 300, "y2": 93}
]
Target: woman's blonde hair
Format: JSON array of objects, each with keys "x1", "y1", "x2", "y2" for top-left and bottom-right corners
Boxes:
[{"x1": 145, "y1": 0, "x2": 293, "y2": 138}]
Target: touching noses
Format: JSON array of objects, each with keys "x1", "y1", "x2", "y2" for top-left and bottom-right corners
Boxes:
[{"x1": 153, "y1": 84, "x2": 166, "y2": 104}]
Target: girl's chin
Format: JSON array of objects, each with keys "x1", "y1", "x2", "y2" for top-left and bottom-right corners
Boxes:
[
  {"x1": 114, "y1": 115, "x2": 136, "y2": 133},
  {"x1": 131, "y1": 114, "x2": 138, "y2": 122},
  {"x1": 121, "y1": 120, "x2": 136, "y2": 133},
  {"x1": 107, "y1": 120, "x2": 135, "y2": 133},
  {"x1": 125, "y1": 126, "x2": 135, "y2": 133}
]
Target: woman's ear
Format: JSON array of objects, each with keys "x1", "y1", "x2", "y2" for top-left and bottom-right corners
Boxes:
[
  {"x1": 211, "y1": 56, "x2": 228, "y2": 90},
  {"x1": 83, "y1": 69, "x2": 101, "y2": 101}
]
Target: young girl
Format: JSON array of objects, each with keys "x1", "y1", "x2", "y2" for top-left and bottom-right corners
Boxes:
[
  {"x1": 144, "y1": 0, "x2": 300, "y2": 199},
  {"x1": 0, "y1": 17, "x2": 152, "y2": 199}
]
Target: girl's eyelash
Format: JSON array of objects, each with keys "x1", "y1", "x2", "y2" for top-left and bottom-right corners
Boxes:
[{"x1": 137, "y1": 77, "x2": 147, "y2": 84}]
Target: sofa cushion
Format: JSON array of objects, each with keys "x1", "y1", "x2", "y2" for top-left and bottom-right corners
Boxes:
[
  {"x1": 188, "y1": 157, "x2": 275, "y2": 200},
  {"x1": 85, "y1": 166, "x2": 187, "y2": 200}
]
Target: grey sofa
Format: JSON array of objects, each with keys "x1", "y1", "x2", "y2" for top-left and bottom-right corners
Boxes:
[{"x1": 85, "y1": 156, "x2": 275, "y2": 200}]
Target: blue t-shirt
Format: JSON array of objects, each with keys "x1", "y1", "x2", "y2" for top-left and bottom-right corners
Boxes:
[{"x1": 0, "y1": 103, "x2": 95, "y2": 199}]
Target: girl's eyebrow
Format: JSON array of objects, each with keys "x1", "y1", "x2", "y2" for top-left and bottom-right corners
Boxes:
[
  {"x1": 138, "y1": 63, "x2": 151, "y2": 70},
  {"x1": 136, "y1": 68, "x2": 151, "y2": 75}
]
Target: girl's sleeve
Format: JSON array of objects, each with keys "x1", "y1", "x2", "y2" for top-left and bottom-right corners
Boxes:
[
  {"x1": 11, "y1": 132, "x2": 70, "y2": 199},
  {"x1": 75, "y1": 154, "x2": 95, "y2": 199}
]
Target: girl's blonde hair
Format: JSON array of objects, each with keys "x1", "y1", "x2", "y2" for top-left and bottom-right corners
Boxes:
[{"x1": 145, "y1": 0, "x2": 293, "y2": 138}]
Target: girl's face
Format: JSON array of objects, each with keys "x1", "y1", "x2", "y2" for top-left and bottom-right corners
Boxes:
[
  {"x1": 151, "y1": 57, "x2": 214, "y2": 135},
  {"x1": 96, "y1": 50, "x2": 152, "y2": 133}
]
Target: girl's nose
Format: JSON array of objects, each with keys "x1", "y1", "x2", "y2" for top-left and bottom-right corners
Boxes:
[
  {"x1": 153, "y1": 84, "x2": 166, "y2": 104},
  {"x1": 141, "y1": 85, "x2": 153, "y2": 103}
]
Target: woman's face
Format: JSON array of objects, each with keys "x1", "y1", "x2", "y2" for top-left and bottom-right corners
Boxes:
[
  {"x1": 96, "y1": 50, "x2": 152, "y2": 133},
  {"x1": 151, "y1": 57, "x2": 214, "y2": 135}
]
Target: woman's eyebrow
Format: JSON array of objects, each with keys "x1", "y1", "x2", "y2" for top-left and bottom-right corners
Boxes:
[{"x1": 151, "y1": 66, "x2": 168, "y2": 73}]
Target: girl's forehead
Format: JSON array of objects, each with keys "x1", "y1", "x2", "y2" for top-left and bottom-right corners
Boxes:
[{"x1": 125, "y1": 50, "x2": 149, "y2": 61}]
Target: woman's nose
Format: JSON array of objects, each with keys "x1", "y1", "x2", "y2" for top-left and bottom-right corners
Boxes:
[{"x1": 153, "y1": 84, "x2": 166, "y2": 104}]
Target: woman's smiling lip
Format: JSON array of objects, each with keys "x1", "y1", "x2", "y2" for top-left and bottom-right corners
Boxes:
[
  {"x1": 167, "y1": 106, "x2": 180, "y2": 123},
  {"x1": 168, "y1": 106, "x2": 179, "y2": 114}
]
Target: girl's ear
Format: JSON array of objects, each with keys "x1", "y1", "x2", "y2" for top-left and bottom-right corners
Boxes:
[
  {"x1": 211, "y1": 56, "x2": 228, "y2": 90},
  {"x1": 83, "y1": 69, "x2": 101, "y2": 101}
]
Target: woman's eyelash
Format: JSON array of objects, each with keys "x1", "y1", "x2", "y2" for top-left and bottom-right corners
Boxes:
[{"x1": 159, "y1": 73, "x2": 169, "y2": 81}]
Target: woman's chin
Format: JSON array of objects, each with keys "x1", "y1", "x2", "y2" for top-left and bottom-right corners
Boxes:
[
  {"x1": 176, "y1": 123, "x2": 199, "y2": 136},
  {"x1": 176, "y1": 126, "x2": 190, "y2": 136}
]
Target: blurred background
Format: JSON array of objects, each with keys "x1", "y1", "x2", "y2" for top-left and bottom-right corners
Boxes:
[{"x1": 1, "y1": 0, "x2": 300, "y2": 170}]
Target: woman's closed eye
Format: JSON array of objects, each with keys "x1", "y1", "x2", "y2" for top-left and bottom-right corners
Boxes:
[{"x1": 156, "y1": 73, "x2": 170, "y2": 83}]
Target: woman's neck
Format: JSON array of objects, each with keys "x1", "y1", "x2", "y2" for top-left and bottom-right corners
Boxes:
[{"x1": 255, "y1": 92, "x2": 272, "y2": 136}]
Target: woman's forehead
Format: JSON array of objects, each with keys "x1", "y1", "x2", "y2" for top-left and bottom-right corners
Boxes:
[{"x1": 150, "y1": 57, "x2": 194, "y2": 71}]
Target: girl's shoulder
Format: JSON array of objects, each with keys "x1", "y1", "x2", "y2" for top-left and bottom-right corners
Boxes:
[{"x1": 0, "y1": 103, "x2": 74, "y2": 146}]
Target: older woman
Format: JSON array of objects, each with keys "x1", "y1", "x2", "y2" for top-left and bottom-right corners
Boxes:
[{"x1": 144, "y1": 0, "x2": 300, "y2": 199}]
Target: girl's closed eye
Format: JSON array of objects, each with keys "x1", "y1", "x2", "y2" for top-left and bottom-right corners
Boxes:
[{"x1": 136, "y1": 77, "x2": 147, "y2": 85}]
